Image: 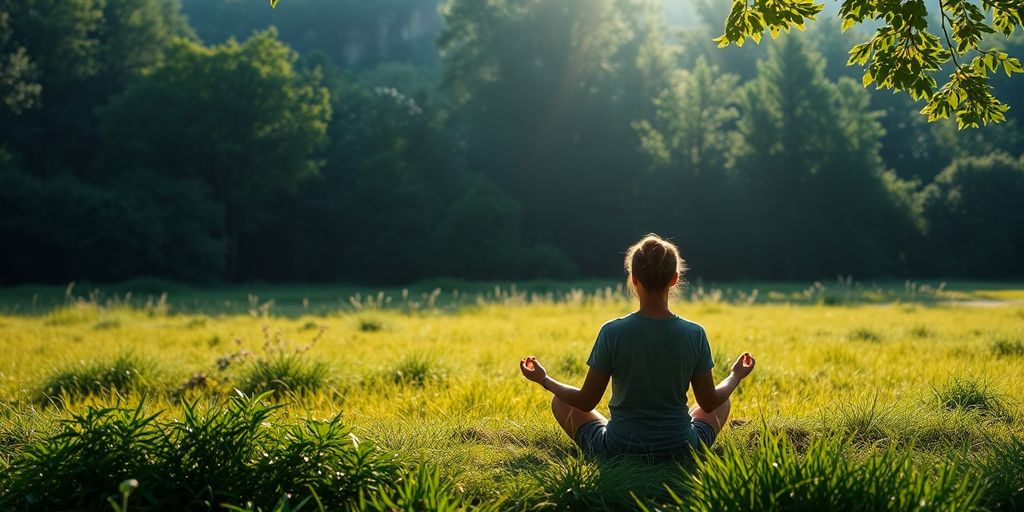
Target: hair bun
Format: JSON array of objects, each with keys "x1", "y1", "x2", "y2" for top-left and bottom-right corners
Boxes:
[{"x1": 625, "y1": 234, "x2": 686, "y2": 294}]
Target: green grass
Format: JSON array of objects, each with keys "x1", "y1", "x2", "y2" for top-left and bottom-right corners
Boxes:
[
  {"x1": 650, "y1": 429, "x2": 984, "y2": 511},
  {"x1": 0, "y1": 281, "x2": 1023, "y2": 510},
  {"x1": 991, "y1": 338, "x2": 1024, "y2": 357},
  {"x1": 238, "y1": 354, "x2": 329, "y2": 397},
  {"x1": 932, "y1": 375, "x2": 1011, "y2": 420},
  {"x1": 389, "y1": 353, "x2": 448, "y2": 387},
  {"x1": 39, "y1": 352, "x2": 160, "y2": 406}
]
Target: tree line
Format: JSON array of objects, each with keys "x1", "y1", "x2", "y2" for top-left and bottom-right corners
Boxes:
[{"x1": 1, "y1": 0, "x2": 1022, "y2": 285}]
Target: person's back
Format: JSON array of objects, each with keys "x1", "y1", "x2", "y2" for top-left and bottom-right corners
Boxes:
[{"x1": 589, "y1": 314, "x2": 713, "y2": 453}]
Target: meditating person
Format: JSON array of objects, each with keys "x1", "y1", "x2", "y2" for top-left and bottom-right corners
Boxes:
[{"x1": 519, "y1": 233, "x2": 756, "y2": 458}]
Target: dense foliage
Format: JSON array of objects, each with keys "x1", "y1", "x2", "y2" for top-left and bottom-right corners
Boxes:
[{"x1": 1, "y1": 0, "x2": 1023, "y2": 283}]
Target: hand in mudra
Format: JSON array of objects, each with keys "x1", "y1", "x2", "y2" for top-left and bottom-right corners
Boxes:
[
  {"x1": 519, "y1": 356, "x2": 547, "y2": 384},
  {"x1": 731, "y1": 352, "x2": 756, "y2": 379}
]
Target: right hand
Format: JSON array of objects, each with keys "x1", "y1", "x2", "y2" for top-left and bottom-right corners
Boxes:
[
  {"x1": 730, "y1": 352, "x2": 756, "y2": 379},
  {"x1": 519, "y1": 356, "x2": 548, "y2": 384}
]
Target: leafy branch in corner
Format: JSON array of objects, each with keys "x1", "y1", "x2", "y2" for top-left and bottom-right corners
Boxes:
[{"x1": 716, "y1": 0, "x2": 1024, "y2": 128}]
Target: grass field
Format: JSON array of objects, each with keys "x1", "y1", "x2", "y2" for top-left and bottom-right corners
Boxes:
[{"x1": 1, "y1": 280, "x2": 1023, "y2": 510}]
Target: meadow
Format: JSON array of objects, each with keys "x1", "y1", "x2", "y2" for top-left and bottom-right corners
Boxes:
[{"x1": 0, "y1": 279, "x2": 1022, "y2": 511}]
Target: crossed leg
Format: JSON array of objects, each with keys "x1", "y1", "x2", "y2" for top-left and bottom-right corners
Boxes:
[
  {"x1": 550, "y1": 396, "x2": 607, "y2": 439},
  {"x1": 552, "y1": 396, "x2": 731, "y2": 440},
  {"x1": 689, "y1": 398, "x2": 731, "y2": 433}
]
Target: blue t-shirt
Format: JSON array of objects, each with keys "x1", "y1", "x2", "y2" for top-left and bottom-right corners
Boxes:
[{"x1": 586, "y1": 312, "x2": 715, "y2": 452}]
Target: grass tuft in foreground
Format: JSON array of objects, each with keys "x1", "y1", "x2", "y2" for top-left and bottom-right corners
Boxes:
[
  {"x1": 0, "y1": 392, "x2": 477, "y2": 511},
  {"x1": 645, "y1": 430, "x2": 983, "y2": 512},
  {"x1": 973, "y1": 435, "x2": 1024, "y2": 511}
]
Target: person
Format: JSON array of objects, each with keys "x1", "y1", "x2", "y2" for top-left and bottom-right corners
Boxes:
[{"x1": 519, "y1": 234, "x2": 756, "y2": 459}]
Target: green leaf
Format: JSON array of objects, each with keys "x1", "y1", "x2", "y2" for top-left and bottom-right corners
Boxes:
[{"x1": 862, "y1": 70, "x2": 874, "y2": 86}]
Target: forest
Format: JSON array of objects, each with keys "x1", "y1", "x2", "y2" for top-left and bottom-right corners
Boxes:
[{"x1": 2, "y1": 0, "x2": 1023, "y2": 284}]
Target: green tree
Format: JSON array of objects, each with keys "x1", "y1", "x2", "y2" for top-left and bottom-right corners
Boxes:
[
  {"x1": 714, "y1": 0, "x2": 1024, "y2": 128},
  {"x1": 0, "y1": 11, "x2": 41, "y2": 118},
  {"x1": 919, "y1": 152, "x2": 1024, "y2": 276},
  {"x1": 99, "y1": 30, "x2": 330, "y2": 280},
  {"x1": 731, "y1": 35, "x2": 916, "y2": 278},
  {"x1": 631, "y1": 56, "x2": 741, "y2": 275},
  {"x1": 439, "y1": 0, "x2": 677, "y2": 273},
  {"x1": 0, "y1": 0, "x2": 191, "y2": 173},
  {"x1": 635, "y1": 56, "x2": 739, "y2": 177}
]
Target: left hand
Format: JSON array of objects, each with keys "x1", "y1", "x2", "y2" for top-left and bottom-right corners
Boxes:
[{"x1": 519, "y1": 356, "x2": 548, "y2": 384}]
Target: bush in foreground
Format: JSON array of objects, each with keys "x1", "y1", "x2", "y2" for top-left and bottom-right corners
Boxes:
[
  {"x1": 0, "y1": 392, "x2": 475, "y2": 511},
  {"x1": 643, "y1": 430, "x2": 983, "y2": 512}
]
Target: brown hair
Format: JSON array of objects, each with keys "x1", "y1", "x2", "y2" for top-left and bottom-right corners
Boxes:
[{"x1": 625, "y1": 234, "x2": 686, "y2": 295}]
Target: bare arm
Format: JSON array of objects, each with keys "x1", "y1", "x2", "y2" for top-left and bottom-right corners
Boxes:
[
  {"x1": 519, "y1": 356, "x2": 609, "y2": 411},
  {"x1": 690, "y1": 352, "x2": 755, "y2": 411}
]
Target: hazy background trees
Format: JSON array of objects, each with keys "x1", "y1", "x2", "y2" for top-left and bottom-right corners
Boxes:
[{"x1": 1, "y1": 0, "x2": 1022, "y2": 284}]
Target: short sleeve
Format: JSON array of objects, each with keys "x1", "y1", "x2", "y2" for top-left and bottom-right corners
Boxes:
[
  {"x1": 694, "y1": 326, "x2": 715, "y2": 374},
  {"x1": 586, "y1": 326, "x2": 613, "y2": 374}
]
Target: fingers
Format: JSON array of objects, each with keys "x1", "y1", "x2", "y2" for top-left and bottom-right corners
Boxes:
[
  {"x1": 742, "y1": 352, "x2": 756, "y2": 370},
  {"x1": 520, "y1": 356, "x2": 538, "y2": 371}
]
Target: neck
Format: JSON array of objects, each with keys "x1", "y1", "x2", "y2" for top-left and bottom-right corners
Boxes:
[{"x1": 637, "y1": 293, "x2": 673, "y2": 318}]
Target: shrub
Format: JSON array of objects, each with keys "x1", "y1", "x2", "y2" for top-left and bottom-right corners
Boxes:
[{"x1": 40, "y1": 353, "x2": 158, "y2": 405}]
